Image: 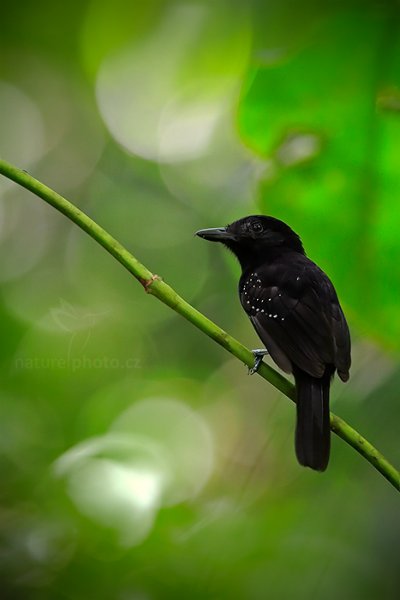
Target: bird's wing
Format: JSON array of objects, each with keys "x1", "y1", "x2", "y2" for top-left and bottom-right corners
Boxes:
[
  {"x1": 240, "y1": 260, "x2": 339, "y2": 378},
  {"x1": 331, "y1": 298, "x2": 351, "y2": 381}
]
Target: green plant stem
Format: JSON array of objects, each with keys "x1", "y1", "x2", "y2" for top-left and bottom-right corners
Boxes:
[{"x1": 0, "y1": 157, "x2": 398, "y2": 492}]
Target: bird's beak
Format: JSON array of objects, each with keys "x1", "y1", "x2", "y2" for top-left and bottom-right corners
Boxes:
[{"x1": 195, "y1": 227, "x2": 234, "y2": 242}]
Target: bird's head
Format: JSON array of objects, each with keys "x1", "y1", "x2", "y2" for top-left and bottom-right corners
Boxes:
[{"x1": 196, "y1": 215, "x2": 304, "y2": 270}]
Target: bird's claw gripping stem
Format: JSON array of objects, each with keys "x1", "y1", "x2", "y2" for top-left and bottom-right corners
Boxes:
[{"x1": 248, "y1": 349, "x2": 269, "y2": 375}]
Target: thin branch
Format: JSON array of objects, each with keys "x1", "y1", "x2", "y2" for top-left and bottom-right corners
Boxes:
[{"x1": 0, "y1": 157, "x2": 398, "y2": 492}]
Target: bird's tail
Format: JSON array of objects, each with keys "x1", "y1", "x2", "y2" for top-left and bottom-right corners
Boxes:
[{"x1": 293, "y1": 368, "x2": 333, "y2": 472}]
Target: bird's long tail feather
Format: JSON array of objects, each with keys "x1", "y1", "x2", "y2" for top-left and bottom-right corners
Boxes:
[{"x1": 294, "y1": 368, "x2": 332, "y2": 471}]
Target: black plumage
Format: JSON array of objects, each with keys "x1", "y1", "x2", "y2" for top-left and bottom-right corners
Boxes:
[{"x1": 196, "y1": 215, "x2": 351, "y2": 471}]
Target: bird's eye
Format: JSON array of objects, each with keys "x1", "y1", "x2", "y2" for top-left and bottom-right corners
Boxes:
[{"x1": 251, "y1": 221, "x2": 263, "y2": 233}]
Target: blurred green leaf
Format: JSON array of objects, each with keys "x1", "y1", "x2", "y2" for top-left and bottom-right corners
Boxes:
[{"x1": 238, "y1": 5, "x2": 400, "y2": 350}]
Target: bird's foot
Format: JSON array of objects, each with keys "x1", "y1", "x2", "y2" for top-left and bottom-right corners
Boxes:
[{"x1": 248, "y1": 349, "x2": 269, "y2": 375}]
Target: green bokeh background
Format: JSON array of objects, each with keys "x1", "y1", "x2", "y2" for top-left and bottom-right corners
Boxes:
[{"x1": 0, "y1": 1, "x2": 399, "y2": 598}]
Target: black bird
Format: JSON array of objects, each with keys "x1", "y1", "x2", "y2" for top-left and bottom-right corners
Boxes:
[{"x1": 196, "y1": 215, "x2": 351, "y2": 471}]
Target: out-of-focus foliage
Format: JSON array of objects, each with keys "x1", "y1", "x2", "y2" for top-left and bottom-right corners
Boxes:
[
  {"x1": 0, "y1": 1, "x2": 399, "y2": 599},
  {"x1": 238, "y1": 0, "x2": 400, "y2": 350}
]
